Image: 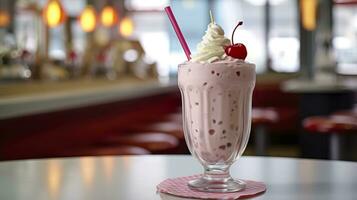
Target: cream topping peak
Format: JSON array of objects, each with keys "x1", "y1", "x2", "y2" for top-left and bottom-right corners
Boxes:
[{"x1": 191, "y1": 22, "x2": 230, "y2": 63}]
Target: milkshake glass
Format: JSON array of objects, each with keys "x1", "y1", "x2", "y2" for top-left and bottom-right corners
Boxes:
[{"x1": 178, "y1": 59, "x2": 255, "y2": 192}]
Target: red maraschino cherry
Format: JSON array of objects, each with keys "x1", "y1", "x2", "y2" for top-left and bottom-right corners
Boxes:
[{"x1": 225, "y1": 21, "x2": 247, "y2": 60}]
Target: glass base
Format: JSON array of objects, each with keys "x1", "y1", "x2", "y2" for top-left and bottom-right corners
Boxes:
[{"x1": 188, "y1": 176, "x2": 246, "y2": 193}]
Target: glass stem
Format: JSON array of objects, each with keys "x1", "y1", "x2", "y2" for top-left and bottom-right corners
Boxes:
[{"x1": 203, "y1": 166, "x2": 232, "y2": 182}]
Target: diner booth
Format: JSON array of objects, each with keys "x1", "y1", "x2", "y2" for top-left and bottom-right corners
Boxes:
[{"x1": 0, "y1": 0, "x2": 356, "y2": 199}]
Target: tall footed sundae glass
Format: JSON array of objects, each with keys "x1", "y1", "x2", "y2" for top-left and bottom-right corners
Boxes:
[{"x1": 178, "y1": 21, "x2": 256, "y2": 192}]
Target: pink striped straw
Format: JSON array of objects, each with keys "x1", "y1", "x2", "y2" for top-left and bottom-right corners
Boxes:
[{"x1": 164, "y1": 6, "x2": 191, "y2": 61}]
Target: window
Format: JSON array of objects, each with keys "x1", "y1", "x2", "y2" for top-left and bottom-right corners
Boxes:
[
  {"x1": 130, "y1": 12, "x2": 170, "y2": 77},
  {"x1": 334, "y1": 4, "x2": 357, "y2": 75},
  {"x1": 269, "y1": 0, "x2": 299, "y2": 72},
  {"x1": 124, "y1": 0, "x2": 170, "y2": 78}
]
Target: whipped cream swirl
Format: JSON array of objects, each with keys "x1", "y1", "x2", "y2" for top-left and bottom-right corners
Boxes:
[{"x1": 191, "y1": 23, "x2": 231, "y2": 63}]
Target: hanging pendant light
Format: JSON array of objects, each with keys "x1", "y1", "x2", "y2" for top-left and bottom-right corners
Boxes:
[
  {"x1": 119, "y1": 16, "x2": 134, "y2": 37},
  {"x1": 100, "y1": 5, "x2": 118, "y2": 27},
  {"x1": 0, "y1": 10, "x2": 10, "y2": 27},
  {"x1": 79, "y1": 5, "x2": 97, "y2": 32},
  {"x1": 300, "y1": 0, "x2": 317, "y2": 31},
  {"x1": 43, "y1": 0, "x2": 66, "y2": 28}
]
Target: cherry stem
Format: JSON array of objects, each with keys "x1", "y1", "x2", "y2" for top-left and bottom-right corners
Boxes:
[{"x1": 231, "y1": 21, "x2": 243, "y2": 45}]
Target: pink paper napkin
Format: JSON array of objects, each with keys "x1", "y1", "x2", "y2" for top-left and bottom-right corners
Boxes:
[{"x1": 157, "y1": 174, "x2": 266, "y2": 200}]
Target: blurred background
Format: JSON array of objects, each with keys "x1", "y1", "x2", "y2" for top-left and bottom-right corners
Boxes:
[{"x1": 0, "y1": 0, "x2": 356, "y2": 161}]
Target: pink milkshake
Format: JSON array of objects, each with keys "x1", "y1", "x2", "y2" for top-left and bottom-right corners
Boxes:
[
  {"x1": 178, "y1": 19, "x2": 256, "y2": 192},
  {"x1": 178, "y1": 59, "x2": 255, "y2": 164}
]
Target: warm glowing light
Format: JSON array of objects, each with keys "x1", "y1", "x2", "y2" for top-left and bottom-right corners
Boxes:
[
  {"x1": 102, "y1": 157, "x2": 115, "y2": 180},
  {"x1": 100, "y1": 6, "x2": 118, "y2": 27},
  {"x1": 0, "y1": 10, "x2": 10, "y2": 27},
  {"x1": 79, "y1": 5, "x2": 97, "y2": 32},
  {"x1": 47, "y1": 160, "x2": 62, "y2": 198},
  {"x1": 119, "y1": 17, "x2": 134, "y2": 37},
  {"x1": 301, "y1": 0, "x2": 317, "y2": 31},
  {"x1": 80, "y1": 157, "x2": 95, "y2": 187},
  {"x1": 43, "y1": 0, "x2": 66, "y2": 28}
]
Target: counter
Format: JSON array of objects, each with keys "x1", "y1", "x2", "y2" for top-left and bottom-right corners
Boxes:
[{"x1": 0, "y1": 78, "x2": 177, "y2": 119}]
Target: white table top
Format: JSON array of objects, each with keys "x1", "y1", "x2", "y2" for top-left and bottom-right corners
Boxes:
[{"x1": 0, "y1": 155, "x2": 356, "y2": 200}]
